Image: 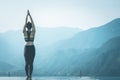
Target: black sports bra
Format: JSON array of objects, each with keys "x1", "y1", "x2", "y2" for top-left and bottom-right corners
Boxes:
[{"x1": 25, "y1": 31, "x2": 34, "y2": 42}]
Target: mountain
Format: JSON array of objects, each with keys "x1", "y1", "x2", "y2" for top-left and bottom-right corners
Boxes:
[
  {"x1": 53, "y1": 18, "x2": 120, "y2": 49},
  {"x1": 80, "y1": 36, "x2": 120, "y2": 76},
  {"x1": 35, "y1": 18, "x2": 120, "y2": 76},
  {"x1": 37, "y1": 37, "x2": 120, "y2": 76},
  {"x1": 0, "y1": 27, "x2": 80, "y2": 68},
  {"x1": 0, "y1": 18, "x2": 120, "y2": 76},
  {"x1": 0, "y1": 61, "x2": 15, "y2": 72},
  {"x1": 92, "y1": 36, "x2": 120, "y2": 76}
]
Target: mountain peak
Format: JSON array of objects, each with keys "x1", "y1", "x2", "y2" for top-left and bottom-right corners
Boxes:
[
  {"x1": 101, "y1": 18, "x2": 120, "y2": 28},
  {"x1": 108, "y1": 18, "x2": 120, "y2": 25},
  {"x1": 113, "y1": 18, "x2": 120, "y2": 21}
]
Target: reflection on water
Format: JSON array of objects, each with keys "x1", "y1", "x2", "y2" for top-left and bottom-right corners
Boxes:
[
  {"x1": 34, "y1": 77, "x2": 98, "y2": 80},
  {"x1": 34, "y1": 77, "x2": 120, "y2": 80},
  {"x1": 0, "y1": 77, "x2": 120, "y2": 80}
]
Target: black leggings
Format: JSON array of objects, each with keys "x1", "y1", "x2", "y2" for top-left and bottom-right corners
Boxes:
[{"x1": 24, "y1": 45, "x2": 35, "y2": 76}]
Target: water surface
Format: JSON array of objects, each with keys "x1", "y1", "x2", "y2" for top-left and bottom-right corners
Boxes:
[{"x1": 0, "y1": 77, "x2": 119, "y2": 80}]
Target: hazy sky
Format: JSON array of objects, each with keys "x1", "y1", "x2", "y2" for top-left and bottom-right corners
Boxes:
[{"x1": 0, "y1": 0, "x2": 120, "y2": 32}]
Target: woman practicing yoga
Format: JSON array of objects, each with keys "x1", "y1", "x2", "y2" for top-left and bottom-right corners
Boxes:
[{"x1": 23, "y1": 10, "x2": 36, "y2": 80}]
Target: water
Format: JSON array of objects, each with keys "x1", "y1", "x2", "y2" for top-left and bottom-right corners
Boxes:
[{"x1": 0, "y1": 77, "x2": 120, "y2": 80}]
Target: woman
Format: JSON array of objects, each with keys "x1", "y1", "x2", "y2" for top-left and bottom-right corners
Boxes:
[{"x1": 23, "y1": 10, "x2": 36, "y2": 80}]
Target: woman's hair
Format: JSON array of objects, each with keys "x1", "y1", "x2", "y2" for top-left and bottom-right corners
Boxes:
[{"x1": 26, "y1": 22, "x2": 32, "y2": 30}]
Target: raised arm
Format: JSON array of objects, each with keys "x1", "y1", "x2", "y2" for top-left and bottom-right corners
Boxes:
[
  {"x1": 23, "y1": 13, "x2": 28, "y2": 33},
  {"x1": 28, "y1": 11, "x2": 36, "y2": 32}
]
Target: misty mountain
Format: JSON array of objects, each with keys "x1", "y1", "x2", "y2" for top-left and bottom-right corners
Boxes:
[
  {"x1": 81, "y1": 36, "x2": 120, "y2": 76},
  {"x1": 37, "y1": 27, "x2": 81, "y2": 47},
  {"x1": 0, "y1": 18, "x2": 120, "y2": 76},
  {"x1": 36, "y1": 37, "x2": 120, "y2": 76},
  {"x1": 0, "y1": 61, "x2": 15, "y2": 72},
  {"x1": 35, "y1": 18, "x2": 120, "y2": 76},
  {"x1": 0, "y1": 27, "x2": 80, "y2": 67},
  {"x1": 53, "y1": 18, "x2": 120, "y2": 49},
  {"x1": 92, "y1": 36, "x2": 120, "y2": 76}
]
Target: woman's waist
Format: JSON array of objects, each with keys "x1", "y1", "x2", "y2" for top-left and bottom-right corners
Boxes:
[{"x1": 25, "y1": 41, "x2": 34, "y2": 46}]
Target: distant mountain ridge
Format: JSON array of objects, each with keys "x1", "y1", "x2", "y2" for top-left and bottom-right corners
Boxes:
[
  {"x1": 0, "y1": 61, "x2": 15, "y2": 72},
  {"x1": 0, "y1": 27, "x2": 80, "y2": 66},
  {"x1": 37, "y1": 18, "x2": 120, "y2": 76},
  {"x1": 53, "y1": 18, "x2": 120, "y2": 49}
]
